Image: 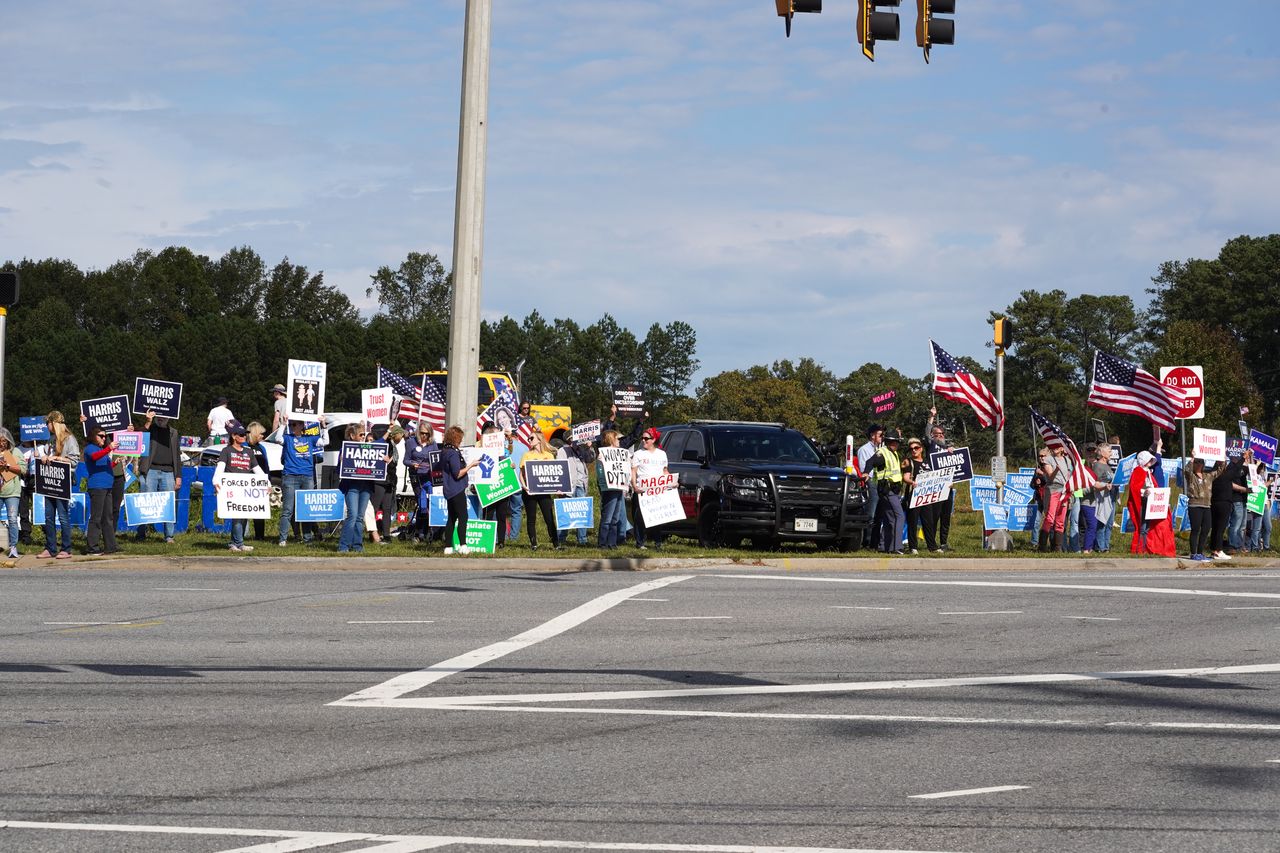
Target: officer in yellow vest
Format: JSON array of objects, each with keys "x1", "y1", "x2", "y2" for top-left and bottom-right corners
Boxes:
[{"x1": 871, "y1": 429, "x2": 907, "y2": 555}]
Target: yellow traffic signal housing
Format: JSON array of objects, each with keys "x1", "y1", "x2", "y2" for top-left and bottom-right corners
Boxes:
[
  {"x1": 915, "y1": 0, "x2": 955, "y2": 63},
  {"x1": 776, "y1": 0, "x2": 822, "y2": 38},
  {"x1": 858, "y1": 1, "x2": 902, "y2": 61},
  {"x1": 993, "y1": 317, "x2": 1013, "y2": 350}
]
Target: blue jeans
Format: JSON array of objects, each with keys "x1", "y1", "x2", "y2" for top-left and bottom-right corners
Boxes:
[
  {"x1": 558, "y1": 485, "x2": 589, "y2": 544},
  {"x1": 1096, "y1": 495, "x2": 1115, "y2": 551},
  {"x1": 1029, "y1": 504, "x2": 1041, "y2": 547},
  {"x1": 3, "y1": 495, "x2": 19, "y2": 551},
  {"x1": 44, "y1": 497, "x2": 71, "y2": 554},
  {"x1": 1249, "y1": 511, "x2": 1271, "y2": 551},
  {"x1": 1066, "y1": 496, "x2": 1081, "y2": 552},
  {"x1": 864, "y1": 485, "x2": 880, "y2": 548},
  {"x1": 508, "y1": 491, "x2": 524, "y2": 539},
  {"x1": 1081, "y1": 504, "x2": 1099, "y2": 551},
  {"x1": 599, "y1": 490, "x2": 626, "y2": 548},
  {"x1": 143, "y1": 468, "x2": 177, "y2": 538},
  {"x1": 339, "y1": 485, "x2": 372, "y2": 552},
  {"x1": 1229, "y1": 502, "x2": 1246, "y2": 549},
  {"x1": 279, "y1": 473, "x2": 314, "y2": 543},
  {"x1": 230, "y1": 519, "x2": 246, "y2": 548}
]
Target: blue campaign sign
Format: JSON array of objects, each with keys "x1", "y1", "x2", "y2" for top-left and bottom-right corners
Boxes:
[
  {"x1": 1003, "y1": 486, "x2": 1035, "y2": 506},
  {"x1": 1250, "y1": 429, "x2": 1278, "y2": 465},
  {"x1": 295, "y1": 489, "x2": 344, "y2": 522},
  {"x1": 554, "y1": 496, "x2": 594, "y2": 530},
  {"x1": 124, "y1": 491, "x2": 176, "y2": 526},
  {"x1": 969, "y1": 484, "x2": 997, "y2": 512},
  {"x1": 1121, "y1": 507, "x2": 1134, "y2": 534},
  {"x1": 982, "y1": 503, "x2": 1009, "y2": 530},
  {"x1": 33, "y1": 493, "x2": 88, "y2": 529},
  {"x1": 1226, "y1": 438, "x2": 1246, "y2": 463},
  {"x1": 19, "y1": 416, "x2": 50, "y2": 442},
  {"x1": 1174, "y1": 493, "x2": 1189, "y2": 532},
  {"x1": 1111, "y1": 453, "x2": 1138, "y2": 489},
  {"x1": 929, "y1": 447, "x2": 973, "y2": 484},
  {"x1": 338, "y1": 441, "x2": 389, "y2": 481},
  {"x1": 1008, "y1": 504, "x2": 1036, "y2": 531},
  {"x1": 1159, "y1": 456, "x2": 1183, "y2": 489},
  {"x1": 427, "y1": 494, "x2": 447, "y2": 527},
  {"x1": 1006, "y1": 473, "x2": 1034, "y2": 492}
]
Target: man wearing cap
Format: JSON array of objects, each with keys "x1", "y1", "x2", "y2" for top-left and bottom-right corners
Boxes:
[
  {"x1": 206, "y1": 397, "x2": 234, "y2": 446},
  {"x1": 271, "y1": 416, "x2": 328, "y2": 547},
  {"x1": 856, "y1": 424, "x2": 884, "y2": 550},
  {"x1": 271, "y1": 384, "x2": 289, "y2": 432}
]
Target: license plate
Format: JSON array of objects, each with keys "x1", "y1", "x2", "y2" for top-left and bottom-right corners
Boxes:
[{"x1": 794, "y1": 517, "x2": 817, "y2": 532}]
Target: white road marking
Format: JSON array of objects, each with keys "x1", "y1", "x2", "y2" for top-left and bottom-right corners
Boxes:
[
  {"x1": 645, "y1": 616, "x2": 733, "y2": 621},
  {"x1": 348, "y1": 621, "x2": 436, "y2": 624},
  {"x1": 354, "y1": 662, "x2": 1280, "y2": 710},
  {"x1": 1224, "y1": 606, "x2": 1280, "y2": 610},
  {"x1": 831, "y1": 606, "x2": 895, "y2": 611},
  {"x1": 909, "y1": 785, "x2": 1029, "y2": 800},
  {"x1": 715, "y1": 573, "x2": 1280, "y2": 600},
  {"x1": 44, "y1": 622, "x2": 137, "y2": 626},
  {"x1": 331, "y1": 575, "x2": 695, "y2": 706},
  {"x1": 629, "y1": 598, "x2": 669, "y2": 602},
  {"x1": 217, "y1": 835, "x2": 368, "y2": 851},
  {"x1": 1062, "y1": 616, "x2": 1120, "y2": 621},
  {"x1": 0, "y1": 820, "x2": 965, "y2": 853},
  {"x1": 386, "y1": 591, "x2": 448, "y2": 595},
  {"x1": 938, "y1": 611, "x2": 1022, "y2": 615},
  {"x1": 152, "y1": 587, "x2": 221, "y2": 591},
  {"x1": 1266, "y1": 759, "x2": 1280, "y2": 763}
]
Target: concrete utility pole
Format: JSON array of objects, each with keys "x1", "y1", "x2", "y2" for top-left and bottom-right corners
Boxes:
[{"x1": 444, "y1": 0, "x2": 492, "y2": 442}]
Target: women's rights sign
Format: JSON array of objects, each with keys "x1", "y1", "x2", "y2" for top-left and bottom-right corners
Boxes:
[{"x1": 1193, "y1": 427, "x2": 1227, "y2": 462}]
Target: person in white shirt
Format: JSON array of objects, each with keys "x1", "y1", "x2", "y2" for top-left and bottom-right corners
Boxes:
[
  {"x1": 630, "y1": 427, "x2": 670, "y2": 550},
  {"x1": 856, "y1": 424, "x2": 884, "y2": 549},
  {"x1": 206, "y1": 397, "x2": 234, "y2": 446}
]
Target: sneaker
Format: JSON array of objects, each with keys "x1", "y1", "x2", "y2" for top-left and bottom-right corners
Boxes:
[
  {"x1": 55, "y1": 551, "x2": 72, "y2": 559},
  {"x1": 278, "y1": 541, "x2": 288, "y2": 547},
  {"x1": 457, "y1": 545, "x2": 469, "y2": 555},
  {"x1": 443, "y1": 547, "x2": 454, "y2": 555},
  {"x1": 1212, "y1": 551, "x2": 1231, "y2": 560},
  {"x1": 37, "y1": 549, "x2": 53, "y2": 559},
  {"x1": 909, "y1": 548, "x2": 919, "y2": 555},
  {"x1": 164, "y1": 537, "x2": 175, "y2": 544},
  {"x1": 229, "y1": 544, "x2": 242, "y2": 552},
  {"x1": 240, "y1": 544, "x2": 254, "y2": 552},
  {"x1": 638, "y1": 544, "x2": 648, "y2": 550},
  {"x1": 7, "y1": 546, "x2": 17, "y2": 559}
]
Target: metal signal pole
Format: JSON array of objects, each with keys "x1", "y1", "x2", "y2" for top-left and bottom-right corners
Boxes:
[{"x1": 444, "y1": 0, "x2": 492, "y2": 442}]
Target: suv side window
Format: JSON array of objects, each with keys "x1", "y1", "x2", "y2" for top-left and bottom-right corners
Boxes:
[
  {"x1": 683, "y1": 430, "x2": 706, "y2": 462},
  {"x1": 478, "y1": 379, "x2": 495, "y2": 406},
  {"x1": 662, "y1": 430, "x2": 689, "y2": 462}
]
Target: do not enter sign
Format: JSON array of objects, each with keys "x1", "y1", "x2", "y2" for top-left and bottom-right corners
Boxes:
[{"x1": 1160, "y1": 365, "x2": 1204, "y2": 420}]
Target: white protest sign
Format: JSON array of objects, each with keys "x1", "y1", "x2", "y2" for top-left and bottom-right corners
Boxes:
[
  {"x1": 286, "y1": 359, "x2": 326, "y2": 421},
  {"x1": 1193, "y1": 427, "x2": 1227, "y2": 462},
  {"x1": 909, "y1": 468, "x2": 954, "y2": 509},
  {"x1": 636, "y1": 473, "x2": 677, "y2": 495},
  {"x1": 639, "y1": 489, "x2": 685, "y2": 527},
  {"x1": 481, "y1": 431, "x2": 505, "y2": 454},
  {"x1": 217, "y1": 473, "x2": 272, "y2": 519},
  {"x1": 1145, "y1": 487, "x2": 1171, "y2": 520},
  {"x1": 571, "y1": 420, "x2": 602, "y2": 444},
  {"x1": 362, "y1": 387, "x2": 393, "y2": 425},
  {"x1": 598, "y1": 446, "x2": 631, "y2": 492}
]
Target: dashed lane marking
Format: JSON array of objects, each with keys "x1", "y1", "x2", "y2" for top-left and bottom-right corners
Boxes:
[{"x1": 909, "y1": 785, "x2": 1029, "y2": 800}]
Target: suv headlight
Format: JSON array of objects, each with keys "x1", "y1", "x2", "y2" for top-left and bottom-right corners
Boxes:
[{"x1": 725, "y1": 475, "x2": 769, "y2": 500}]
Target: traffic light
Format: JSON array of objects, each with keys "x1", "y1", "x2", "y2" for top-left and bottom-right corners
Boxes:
[
  {"x1": 0, "y1": 271, "x2": 17, "y2": 307},
  {"x1": 915, "y1": 0, "x2": 955, "y2": 63},
  {"x1": 993, "y1": 317, "x2": 1013, "y2": 350},
  {"x1": 775, "y1": 0, "x2": 821, "y2": 38},
  {"x1": 857, "y1": 1, "x2": 901, "y2": 61}
]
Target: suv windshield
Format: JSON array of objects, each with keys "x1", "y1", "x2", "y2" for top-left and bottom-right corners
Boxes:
[{"x1": 708, "y1": 429, "x2": 823, "y2": 465}]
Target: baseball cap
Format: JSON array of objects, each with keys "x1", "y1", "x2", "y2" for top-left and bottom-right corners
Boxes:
[
  {"x1": 272, "y1": 384, "x2": 286, "y2": 394},
  {"x1": 225, "y1": 418, "x2": 248, "y2": 436}
]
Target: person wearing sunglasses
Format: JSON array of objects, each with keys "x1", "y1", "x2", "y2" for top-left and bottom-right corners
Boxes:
[{"x1": 630, "y1": 427, "x2": 669, "y2": 550}]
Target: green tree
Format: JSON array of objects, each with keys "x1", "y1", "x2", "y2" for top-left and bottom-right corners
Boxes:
[
  {"x1": 695, "y1": 367, "x2": 818, "y2": 436},
  {"x1": 1148, "y1": 320, "x2": 1264, "y2": 439},
  {"x1": 366, "y1": 251, "x2": 452, "y2": 322}
]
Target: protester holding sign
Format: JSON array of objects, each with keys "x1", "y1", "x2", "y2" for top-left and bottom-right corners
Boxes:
[
  {"x1": 1039, "y1": 446, "x2": 1072, "y2": 552},
  {"x1": 902, "y1": 437, "x2": 941, "y2": 553},
  {"x1": 1209, "y1": 455, "x2": 1244, "y2": 559},
  {"x1": 1079, "y1": 444, "x2": 1115, "y2": 554},
  {"x1": 0, "y1": 429, "x2": 25, "y2": 558},
  {"x1": 518, "y1": 432, "x2": 563, "y2": 551},
  {"x1": 477, "y1": 425, "x2": 515, "y2": 548},
  {"x1": 925, "y1": 410, "x2": 957, "y2": 550},
  {"x1": 338, "y1": 423, "x2": 392, "y2": 554},
  {"x1": 213, "y1": 419, "x2": 265, "y2": 552},
  {"x1": 83, "y1": 421, "x2": 120, "y2": 556},
  {"x1": 1127, "y1": 448, "x2": 1175, "y2": 557},
  {"x1": 37, "y1": 411, "x2": 80, "y2": 560},
  {"x1": 1246, "y1": 457, "x2": 1271, "y2": 552},
  {"x1": 403, "y1": 422, "x2": 438, "y2": 542},
  {"x1": 556, "y1": 439, "x2": 593, "y2": 546},
  {"x1": 596, "y1": 430, "x2": 630, "y2": 549},
  {"x1": 630, "y1": 427, "x2": 670, "y2": 550},
  {"x1": 437, "y1": 425, "x2": 480, "y2": 555},
  {"x1": 1183, "y1": 457, "x2": 1225, "y2": 561},
  {"x1": 601, "y1": 404, "x2": 648, "y2": 449},
  {"x1": 371, "y1": 424, "x2": 405, "y2": 545},
  {"x1": 137, "y1": 410, "x2": 182, "y2": 543},
  {"x1": 271, "y1": 416, "x2": 327, "y2": 546}
]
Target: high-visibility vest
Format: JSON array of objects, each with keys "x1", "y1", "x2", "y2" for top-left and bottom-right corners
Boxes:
[{"x1": 878, "y1": 446, "x2": 903, "y2": 483}]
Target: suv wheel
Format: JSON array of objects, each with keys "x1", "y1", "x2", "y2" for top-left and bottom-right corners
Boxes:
[{"x1": 697, "y1": 505, "x2": 724, "y2": 548}]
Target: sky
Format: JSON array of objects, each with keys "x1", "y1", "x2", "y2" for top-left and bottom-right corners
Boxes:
[{"x1": 2, "y1": 1, "x2": 1277, "y2": 388}]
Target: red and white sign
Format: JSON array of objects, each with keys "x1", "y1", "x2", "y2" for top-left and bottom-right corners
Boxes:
[
  {"x1": 362, "y1": 387, "x2": 393, "y2": 425},
  {"x1": 1193, "y1": 427, "x2": 1227, "y2": 462},
  {"x1": 1159, "y1": 365, "x2": 1204, "y2": 420},
  {"x1": 1145, "y1": 487, "x2": 1171, "y2": 520}
]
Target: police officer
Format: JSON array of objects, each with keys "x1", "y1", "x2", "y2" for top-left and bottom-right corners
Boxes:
[{"x1": 865, "y1": 429, "x2": 906, "y2": 555}]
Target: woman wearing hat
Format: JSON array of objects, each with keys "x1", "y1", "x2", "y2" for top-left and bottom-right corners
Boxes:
[
  {"x1": 213, "y1": 418, "x2": 265, "y2": 552},
  {"x1": 1127, "y1": 446, "x2": 1175, "y2": 556},
  {"x1": 83, "y1": 421, "x2": 120, "y2": 556}
]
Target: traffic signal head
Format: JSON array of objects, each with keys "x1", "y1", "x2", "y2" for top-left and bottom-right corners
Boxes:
[
  {"x1": 993, "y1": 317, "x2": 1013, "y2": 350},
  {"x1": 857, "y1": 1, "x2": 901, "y2": 61},
  {"x1": 0, "y1": 271, "x2": 17, "y2": 307},
  {"x1": 775, "y1": 0, "x2": 822, "y2": 38},
  {"x1": 915, "y1": 0, "x2": 955, "y2": 63}
]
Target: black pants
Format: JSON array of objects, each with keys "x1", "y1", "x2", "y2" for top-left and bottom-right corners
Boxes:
[
  {"x1": 936, "y1": 493, "x2": 954, "y2": 546},
  {"x1": 87, "y1": 488, "x2": 117, "y2": 553},
  {"x1": 1209, "y1": 500, "x2": 1232, "y2": 553},
  {"x1": 630, "y1": 493, "x2": 665, "y2": 548},
  {"x1": 372, "y1": 481, "x2": 396, "y2": 538},
  {"x1": 524, "y1": 493, "x2": 557, "y2": 548},
  {"x1": 443, "y1": 492, "x2": 469, "y2": 547},
  {"x1": 111, "y1": 475, "x2": 125, "y2": 530},
  {"x1": 1189, "y1": 506, "x2": 1211, "y2": 556},
  {"x1": 909, "y1": 502, "x2": 940, "y2": 551},
  {"x1": 18, "y1": 480, "x2": 33, "y2": 542},
  {"x1": 484, "y1": 497, "x2": 511, "y2": 546}
]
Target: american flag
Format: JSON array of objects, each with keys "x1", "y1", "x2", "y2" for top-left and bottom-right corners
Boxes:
[
  {"x1": 930, "y1": 340, "x2": 1004, "y2": 430},
  {"x1": 1086, "y1": 351, "x2": 1186, "y2": 432},
  {"x1": 476, "y1": 387, "x2": 536, "y2": 446},
  {"x1": 377, "y1": 366, "x2": 445, "y2": 435},
  {"x1": 1030, "y1": 406, "x2": 1095, "y2": 494}
]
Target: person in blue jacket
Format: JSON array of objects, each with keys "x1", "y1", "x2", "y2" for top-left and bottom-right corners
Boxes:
[
  {"x1": 83, "y1": 421, "x2": 119, "y2": 555},
  {"x1": 272, "y1": 416, "x2": 327, "y2": 546}
]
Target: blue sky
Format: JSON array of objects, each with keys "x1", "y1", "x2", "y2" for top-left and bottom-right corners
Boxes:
[{"x1": 2, "y1": 1, "x2": 1277, "y2": 387}]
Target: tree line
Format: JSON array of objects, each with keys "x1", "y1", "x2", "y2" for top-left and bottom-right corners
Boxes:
[{"x1": 5, "y1": 233, "x2": 1276, "y2": 463}]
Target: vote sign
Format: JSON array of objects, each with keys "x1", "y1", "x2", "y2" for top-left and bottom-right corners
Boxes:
[
  {"x1": 475, "y1": 458, "x2": 521, "y2": 508},
  {"x1": 339, "y1": 441, "x2": 389, "y2": 481},
  {"x1": 112, "y1": 430, "x2": 149, "y2": 457},
  {"x1": 554, "y1": 496, "x2": 595, "y2": 530},
  {"x1": 1159, "y1": 366, "x2": 1204, "y2": 420},
  {"x1": 612, "y1": 384, "x2": 645, "y2": 417},
  {"x1": 19, "y1": 416, "x2": 50, "y2": 442},
  {"x1": 124, "y1": 491, "x2": 176, "y2": 526},
  {"x1": 1249, "y1": 429, "x2": 1278, "y2": 466},
  {"x1": 294, "y1": 489, "x2": 345, "y2": 522}
]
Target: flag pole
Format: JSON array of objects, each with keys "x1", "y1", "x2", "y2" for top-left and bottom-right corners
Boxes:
[{"x1": 986, "y1": 337, "x2": 1011, "y2": 551}]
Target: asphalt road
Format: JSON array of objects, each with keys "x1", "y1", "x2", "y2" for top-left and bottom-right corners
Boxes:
[{"x1": 2, "y1": 563, "x2": 1279, "y2": 853}]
